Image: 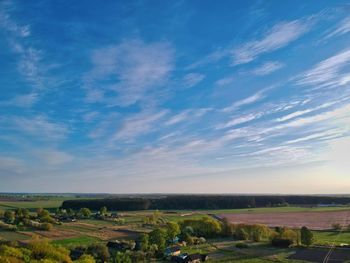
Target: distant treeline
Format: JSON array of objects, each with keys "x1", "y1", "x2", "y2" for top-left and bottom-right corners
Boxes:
[{"x1": 61, "y1": 195, "x2": 350, "y2": 211}]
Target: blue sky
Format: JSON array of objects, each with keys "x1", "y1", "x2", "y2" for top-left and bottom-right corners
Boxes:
[{"x1": 0, "y1": 0, "x2": 350, "y2": 193}]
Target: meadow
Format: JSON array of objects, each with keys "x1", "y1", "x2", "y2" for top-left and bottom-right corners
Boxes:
[{"x1": 0, "y1": 196, "x2": 350, "y2": 262}]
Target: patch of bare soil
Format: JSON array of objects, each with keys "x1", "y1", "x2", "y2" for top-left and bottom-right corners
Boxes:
[{"x1": 220, "y1": 210, "x2": 350, "y2": 230}]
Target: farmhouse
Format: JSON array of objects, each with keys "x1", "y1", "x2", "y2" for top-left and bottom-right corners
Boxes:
[
  {"x1": 170, "y1": 253, "x2": 208, "y2": 263},
  {"x1": 165, "y1": 246, "x2": 181, "y2": 257}
]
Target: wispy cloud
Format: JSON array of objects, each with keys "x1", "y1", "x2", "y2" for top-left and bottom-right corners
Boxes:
[
  {"x1": 0, "y1": 0, "x2": 54, "y2": 100},
  {"x1": 10, "y1": 115, "x2": 69, "y2": 140},
  {"x1": 84, "y1": 39, "x2": 175, "y2": 107},
  {"x1": 182, "y1": 73, "x2": 205, "y2": 88},
  {"x1": 0, "y1": 93, "x2": 38, "y2": 107},
  {"x1": 113, "y1": 110, "x2": 168, "y2": 141},
  {"x1": 297, "y1": 48, "x2": 350, "y2": 89},
  {"x1": 165, "y1": 108, "x2": 210, "y2": 126},
  {"x1": 252, "y1": 61, "x2": 284, "y2": 76},
  {"x1": 231, "y1": 20, "x2": 311, "y2": 65},
  {"x1": 216, "y1": 113, "x2": 262, "y2": 129},
  {"x1": 34, "y1": 149, "x2": 74, "y2": 165},
  {"x1": 324, "y1": 16, "x2": 350, "y2": 39},
  {"x1": 285, "y1": 129, "x2": 345, "y2": 144},
  {"x1": 215, "y1": 76, "x2": 235, "y2": 87},
  {"x1": 222, "y1": 90, "x2": 266, "y2": 112}
]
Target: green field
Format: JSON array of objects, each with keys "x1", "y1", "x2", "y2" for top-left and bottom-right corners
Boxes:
[
  {"x1": 51, "y1": 236, "x2": 99, "y2": 247},
  {"x1": 312, "y1": 230, "x2": 350, "y2": 246},
  {"x1": 0, "y1": 230, "x2": 31, "y2": 241}
]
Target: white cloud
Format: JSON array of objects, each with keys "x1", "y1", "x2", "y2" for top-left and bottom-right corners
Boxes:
[
  {"x1": 297, "y1": 48, "x2": 350, "y2": 88},
  {"x1": 252, "y1": 61, "x2": 284, "y2": 76},
  {"x1": 216, "y1": 113, "x2": 262, "y2": 129},
  {"x1": 11, "y1": 116, "x2": 69, "y2": 140},
  {"x1": 285, "y1": 129, "x2": 345, "y2": 144},
  {"x1": 0, "y1": 93, "x2": 38, "y2": 107},
  {"x1": 222, "y1": 91, "x2": 265, "y2": 112},
  {"x1": 114, "y1": 110, "x2": 168, "y2": 141},
  {"x1": 183, "y1": 73, "x2": 205, "y2": 88},
  {"x1": 231, "y1": 20, "x2": 310, "y2": 65},
  {"x1": 0, "y1": 1, "x2": 31, "y2": 38},
  {"x1": 324, "y1": 16, "x2": 350, "y2": 39},
  {"x1": 0, "y1": 1, "x2": 51, "y2": 93},
  {"x1": 35, "y1": 149, "x2": 74, "y2": 165},
  {"x1": 85, "y1": 39, "x2": 175, "y2": 107},
  {"x1": 215, "y1": 76, "x2": 235, "y2": 86},
  {"x1": 276, "y1": 99, "x2": 344, "y2": 122},
  {"x1": 165, "y1": 108, "x2": 209, "y2": 126}
]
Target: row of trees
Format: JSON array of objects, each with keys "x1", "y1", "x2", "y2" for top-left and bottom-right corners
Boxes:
[
  {"x1": 0, "y1": 208, "x2": 56, "y2": 232},
  {"x1": 62, "y1": 195, "x2": 350, "y2": 211}
]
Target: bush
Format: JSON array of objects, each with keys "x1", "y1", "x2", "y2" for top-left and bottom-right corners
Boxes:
[
  {"x1": 38, "y1": 223, "x2": 53, "y2": 231},
  {"x1": 235, "y1": 242, "x2": 249, "y2": 249},
  {"x1": 0, "y1": 221, "x2": 17, "y2": 231},
  {"x1": 332, "y1": 223, "x2": 342, "y2": 231},
  {"x1": 271, "y1": 238, "x2": 293, "y2": 248},
  {"x1": 235, "y1": 227, "x2": 249, "y2": 240},
  {"x1": 180, "y1": 217, "x2": 221, "y2": 238}
]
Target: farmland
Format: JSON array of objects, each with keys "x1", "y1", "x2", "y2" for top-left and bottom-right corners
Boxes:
[
  {"x1": 1, "y1": 195, "x2": 350, "y2": 262},
  {"x1": 219, "y1": 210, "x2": 350, "y2": 230}
]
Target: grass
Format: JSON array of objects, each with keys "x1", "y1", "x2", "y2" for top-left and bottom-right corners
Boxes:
[
  {"x1": 312, "y1": 230, "x2": 350, "y2": 245},
  {"x1": 0, "y1": 230, "x2": 31, "y2": 241},
  {"x1": 51, "y1": 236, "x2": 99, "y2": 247},
  {"x1": 0, "y1": 198, "x2": 70, "y2": 211}
]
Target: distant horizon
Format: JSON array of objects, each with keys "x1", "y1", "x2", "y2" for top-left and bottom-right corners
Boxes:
[
  {"x1": 1, "y1": 0, "x2": 350, "y2": 193},
  {"x1": 1, "y1": 192, "x2": 349, "y2": 196}
]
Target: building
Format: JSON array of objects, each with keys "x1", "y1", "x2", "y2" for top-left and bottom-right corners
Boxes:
[{"x1": 164, "y1": 246, "x2": 181, "y2": 257}]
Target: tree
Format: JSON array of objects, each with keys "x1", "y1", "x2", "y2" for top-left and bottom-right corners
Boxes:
[
  {"x1": 300, "y1": 226, "x2": 313, "y2": 247},
  {"x1": 4, "y1": 210, "x2": 15, "y2": 223},
  {"x1": 114, "y1": 252, "x2": 132, "y2": 263},
  {"x1": 15, "y1": 208, "x2": 29, "y2": 220},
  {"x1": 74, "y1": 254, "x2": 96, "y2": 263},
  {"x1": 235, "y1": 227, "x2": 249, "y2": 240},
  {"x1": 221, "y1": 218, "x2": 233, "y2": 237},
  {"x1": 149, "y1": 228, "x2": 166, "y2": 251},
  {"x1": 166, "y1": 222, "x2": 180, "y2": 240},
  {"x1": 332, "y1": 223, "x2": 342, "y2": 231},
  {"x1": 99, "y1": 206, "x2": 107, "y2": 216},
  {"x1": 79, "y1": 208, "x2": 92, "y2": 218},
  {"x1": 139, "y1": 233, "x2": 149, "y2": 251}
]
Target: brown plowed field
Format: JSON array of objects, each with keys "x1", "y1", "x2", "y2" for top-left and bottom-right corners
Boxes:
[{"x1": 220, "y1": 210, "x2": 350, "y2": 230}]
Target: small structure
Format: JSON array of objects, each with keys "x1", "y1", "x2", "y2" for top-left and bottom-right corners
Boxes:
[
  {"x1": 170, "y1": 253, "x2": 208, "y2": 263},
  {"x1": 164, "y1": 246, "x2": 181, "y2": 257}
]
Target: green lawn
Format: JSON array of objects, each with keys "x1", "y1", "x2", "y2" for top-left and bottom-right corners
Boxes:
[
  {"x1": 312, "y1": 230, "x2": 350, "y2": 245},
  {"x1": 51, "y1": 236, "x2": 99, "y2": 247}
]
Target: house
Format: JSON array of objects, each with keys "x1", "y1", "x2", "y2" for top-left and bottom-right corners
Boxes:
[
  {"x1": 170, "y1": 253, "x2": 208, "y2": 263},
  {"x1": 164, "y1": 246, "x2": 181, "y2": 257}
]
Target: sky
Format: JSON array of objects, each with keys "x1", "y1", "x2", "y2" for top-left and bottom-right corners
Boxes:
[{"x1": 0, "y1": 0, "x2": 350, "y2": 194}]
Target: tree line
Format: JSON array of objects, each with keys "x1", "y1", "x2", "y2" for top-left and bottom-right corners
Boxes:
[{"x1": 62, "y1": 195, "x2": 350, "y2": 211}]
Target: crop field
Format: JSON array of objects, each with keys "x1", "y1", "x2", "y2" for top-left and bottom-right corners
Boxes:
[
  {"x1": 1, "y1": 197, "x2": 350, "y2": 262},
  {"x1": 219, "y1": 209, "x2": 350, "y2": 230}
]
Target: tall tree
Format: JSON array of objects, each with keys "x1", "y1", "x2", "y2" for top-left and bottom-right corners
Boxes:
[{"x1": 300, "y1": 226, "x2": 313, "y2": 247}]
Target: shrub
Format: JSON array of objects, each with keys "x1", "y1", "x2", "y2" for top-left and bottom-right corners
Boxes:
[
  {"x1": 271, "y1": 238, "x2": 293, "y2": 248},
  {"x1": 332, "y1": 223, "x2": 342, "y2": 231},
  {"x1": 0, "y1": 221, "x2": 17, "y2": 231},
  {"x1": 235, "y1": 227, "x2": 249, "y2": 240},
  {"x1": 39, "y1": 223, "x2": 53, "y2": 231},
  {"x1": 235, "y1": 242, "x2": 249, "y2": 249}
]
